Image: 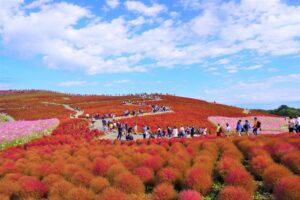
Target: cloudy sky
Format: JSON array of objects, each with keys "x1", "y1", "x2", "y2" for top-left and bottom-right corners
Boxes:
[{"x1": 1, "y1": 0, "x2": 300, "y2": 109}]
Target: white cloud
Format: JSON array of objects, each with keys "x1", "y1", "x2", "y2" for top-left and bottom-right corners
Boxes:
[
  {"x1": 106, "y1": 0, "x2": 119, "y2": 9},
  {"x1": 243, "y1": 65, "x2": 263, "y2": 70},
  {"x1": 124, "y1": 1, "x2": 167, "y2": 16},
  {"x1": 0, "y1": 0, "x2": 300, "y2": 75},
  {"x1": 24, "y1": 0, "x2": 52, "y2": 9},
  {"x1": 114, "y1": 79, "x2": 131, "y2": 84},
  {"x1": 58, "y1": 81, "x2": 88, "y2": 87}
]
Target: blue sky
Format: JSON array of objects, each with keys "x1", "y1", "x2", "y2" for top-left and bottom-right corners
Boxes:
[{"x1": 1, "y1": 0, "x2": 300, "y2": 109}]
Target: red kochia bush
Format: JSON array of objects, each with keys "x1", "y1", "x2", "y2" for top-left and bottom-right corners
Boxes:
[
  {"x1": 157, "y1": 167, "x2": 182, "y2": 184},
  {"x1": 185, "y1": 166, "x2": 212, "y2": 195},
  {"x1": 19, "y1": 176, "x2": 48, "y2": 198},
  {"x1": 274, "y1": 175, "x2": 300, "y2": 200},
  {"x1": 217, "y1": 186, "x2": 251, "y2": 200},
  {"x1": 262, "y1": 164, "x2": 293, "y2": 190},
  {"x1": 93, "y1": 158, "x2": 109, "y2": 176},
  {"x1": 152, "y1": 183, "x2": 178, "y2": 200},
  {"x1": 224, "y1": 168, "x2": 256, "y2": 195},
  {"x1": 114, "y1": 172, "x2": 145, "y2": 194},
  {"x1": 178, "y1": 190, "x2": 203, "y2": 200},
  {"x1": 250, "y1": 155, "x2": 273, "y2": 177},
  {"x1": 281, "y1": 151, "x2": 300, "y2": 174},
  {"x1": 95, "y1": 187, "x2": 127, "y2": 200},
  {"x1": 142, "y1": 155, "x2": 164, "y2": 172},
  {"x1": 133, "y1": 167, "x2": 155, "y2": 185}
]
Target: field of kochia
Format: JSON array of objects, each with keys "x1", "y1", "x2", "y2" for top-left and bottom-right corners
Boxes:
[
  {"x1": 0, "y1": 120, "x2": 299, "y2": 200},
  {"x1": 0, "y1": 90, "x2": 299, "y2": 200}
]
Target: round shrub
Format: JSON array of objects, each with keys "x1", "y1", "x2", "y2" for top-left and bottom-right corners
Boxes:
[
  {"x1": 66, "y1": 187, "x2": 95, "y2": 200},
  {"x1": 106, "y1": 164, "x2": 128, "y2": 182},
  {"x1": 127, "y1": 194, "x2": 152, "y2": 200},
  {"x1": 43, "y1": 174, "x2": 64, "y2": 188},
  {"x1": 281, "y1": 151, "x2": 300, "y2": 174},
  {"x1": 93, "y1": 158, "x2": 109, "y2": 176},
  {"x1": 250, "y1": 155, "x2": 273, "y2": 177},
  {"x1": 274, "y1": 176, "x2": 300, "y2": 200},
  {"x1": 114, "y1": 172, "x2": 145, "y2": 194},
  {"x1": 49, "y1": 180, "x2": 74, "y2": 199},
  {"x1": 179, "y1": 190, "x2": 203, "y2": 200},
  {"x1": 19, "y1": 176, "x2": 48, "y2": 198},
  {"x1": 263, "y1": 164, "x2": 293, "y2": 190},
  {"x1": 95, "y1": 187, "x2": 127, "y2": 200},
  {"x1": 152, "y1": 183, "x2": 178, "y2": 200},
  {"x1": 143, "y1": 155, "x2": 164, "y2": 172},
  {"x1": 157, "y1": 167, "x2": 182, "y2": 184},
  {"x1": 72, "y1": 170, "x2": 93, "y2": 186},
  {"x1": 217, "y1": 186, "x2": 251, "y2": 200},
  {"x1": 0, "y1": 180, "x2": 21, "y2": 196},
  {"x1": 224, "y1": 168, "x2": 256, "y2": 195},
  {"x1": 185, "y1": 166, "x2": 212, "y2": 195},
  {"x1": 217, "y1": 157, "x2": 243, "y2": 179},
  {"x1": 89, "y1": 176, "x2": 110, "y2": 194},
  {"x1": 133, "y1": 167, "x2": 154, "y2": 185}
]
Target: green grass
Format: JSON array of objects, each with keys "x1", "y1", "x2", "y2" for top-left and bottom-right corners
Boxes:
[{"x1": 0, "y1": 129, "x2": 55, "y2": 150}]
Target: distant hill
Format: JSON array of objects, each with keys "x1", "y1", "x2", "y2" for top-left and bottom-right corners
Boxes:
[
  {"x1": 255, "y1": 105, "x2": 300, "y2": 118},
  {"x1": 0, "y1": 90, "x2": 271, "y2": 132}
]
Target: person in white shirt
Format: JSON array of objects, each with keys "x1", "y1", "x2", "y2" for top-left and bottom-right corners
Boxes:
[
  {"x1": 172, "y1": 126, "x2": 178, "y2": 137},
  {"x1": 225, "y1": 123, "x2": 231, "y2": 137}
]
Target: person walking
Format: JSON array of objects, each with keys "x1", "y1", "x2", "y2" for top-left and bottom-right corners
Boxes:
[
  {"x1": 191, "y1": 126, "x2": 196, "y2": 138},
  {"x1": 252, "y1": 117, "x2": 261, "y2": 136},
  {"x1": 244, "y1": 120, "x2": 251, "y2": 136},
  {"x1": 167, "y1": 126, "x2": 173, "y2": 137},
  {"x1": 216, "y1": 123, "x2": 222, "y2": 137},
  {"x1": 173, "y1": 126, "x2": 178, "y2": 137},
  {"x1": 225, "y1": 123, "x2": 231, "y2": 137},
  {"x1": 296, "y1": 115, "x2": 300, "y2": 133},
  {"x1": 143, "y1": 125, "x2": 147, "y2": 139},
  {"x1": 133, "y1": 123, "x2": 138, "y2": 134},
  {"x1": 236, "y1": 120, "x2": 243, "y2": 136},
  {"x1": 117, "y1": 123, "x2": 123, "y2": 141}
]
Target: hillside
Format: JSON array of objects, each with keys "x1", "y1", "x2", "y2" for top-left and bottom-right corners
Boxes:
[{"x1": 0, "y1": 90, "x2": 272, "y2": 132}]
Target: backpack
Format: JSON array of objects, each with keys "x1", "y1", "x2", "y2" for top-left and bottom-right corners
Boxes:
[{"x1": 257, "y1": 121, "x2": 261, "y2": 128}]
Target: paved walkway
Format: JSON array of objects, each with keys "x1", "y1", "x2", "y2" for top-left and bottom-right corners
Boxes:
[
  {"x1": 92, "y1": 111, "x2": 173, "y2": 140},
  {"x1": 43, "y1": 101, "x2": 172, "y2": 141},
  {"x1": 42, "y1": 102, "x2": 84, "y2": 118}
]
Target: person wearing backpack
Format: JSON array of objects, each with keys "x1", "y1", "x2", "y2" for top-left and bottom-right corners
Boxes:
[{"x1": 253, "y1": 117, "x2": 261, "y2": 135}]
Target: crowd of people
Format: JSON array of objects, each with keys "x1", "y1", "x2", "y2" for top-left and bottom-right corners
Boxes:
[
  {"x1": 287, "y1": 116, "x2": 300, "y2": 133},
  {"x1": 151, "y1": 105, "x2": 171, "y2": 113},
  {"x1": 215, "y1": 117, "x2": 262, "y2": 137},
  {"x1": 141, "y1": 125, "x2": 209, "y2": 139}
]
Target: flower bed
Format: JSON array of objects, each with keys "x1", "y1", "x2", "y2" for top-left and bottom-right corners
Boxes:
[
  {"x1": 0, "y1": 118, "x2": 59, "y2": 149},
  {"x1": 208, "y1": 116, "x2": 287, "y2": 134}
]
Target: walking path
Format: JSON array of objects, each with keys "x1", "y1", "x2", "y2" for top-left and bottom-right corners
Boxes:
[
  {"x1": 92, "y1": 111, "x2": 173, "y2": 140},
  {"x1": 42, "y1": 102, "x2": 84, "y2": 118},
  {"x1": 43, "y1": 101, "x2": 172, "y2": 140},
  {"x1": 0, "y1": 113, "x2": 15, "y2": 122}
]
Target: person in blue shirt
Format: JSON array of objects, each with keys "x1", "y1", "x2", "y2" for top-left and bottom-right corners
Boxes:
[
  {"x1": 236, "y1": 120, "x2": 243, "y2": 136},
  {"x1": 243, "y1": 120, "x2": 251, "y2": 136}
]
